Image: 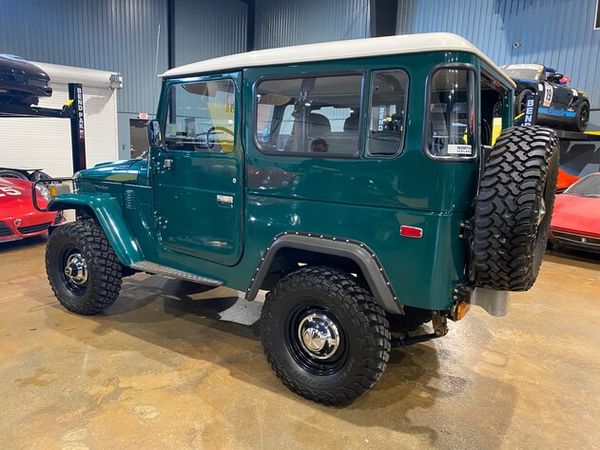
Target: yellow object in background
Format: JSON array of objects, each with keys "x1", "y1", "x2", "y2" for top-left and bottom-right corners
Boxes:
[{"x1": 492, "y1": 117, "x2": 503, "y2": 145}]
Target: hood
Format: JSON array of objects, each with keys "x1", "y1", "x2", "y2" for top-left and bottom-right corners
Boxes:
[
  {"x1": 0, "y1": 177, "x2": 48, "y2": 213},
  {"x1": 76, "y1": 159, "x2": 148, "y2": 184},
  {"x1": 551, "y1": 193, "x2": 600, "y2": 237}
]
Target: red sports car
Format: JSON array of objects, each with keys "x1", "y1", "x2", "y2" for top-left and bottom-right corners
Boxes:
[
  {"x1": 549, "y1": 172, "x2": 600, "y2": 252},
  {"x1": 0, "y1": 177, "x2": 59, "y2": 243}
]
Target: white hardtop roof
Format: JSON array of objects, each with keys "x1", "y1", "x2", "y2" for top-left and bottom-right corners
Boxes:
[{"x1": 162, "y1": 32, "x2": 515, "y2": 87}]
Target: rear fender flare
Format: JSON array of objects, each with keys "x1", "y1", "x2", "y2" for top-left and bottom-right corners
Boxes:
[
  {"x1": 47, "y1": 193, "x2": 143, "y2": 266},
  {"x1": 246, "y1": 232, "x2": 402, "y2": 315}
]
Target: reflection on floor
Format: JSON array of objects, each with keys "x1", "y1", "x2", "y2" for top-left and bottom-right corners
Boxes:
[{"x1": 1, "y1": 237, "x2": 599, "y2": 449}]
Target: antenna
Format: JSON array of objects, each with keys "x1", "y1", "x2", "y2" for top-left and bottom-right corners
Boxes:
[{"x1": 155, "y1": 23, "x2": 162, "y2": 78}]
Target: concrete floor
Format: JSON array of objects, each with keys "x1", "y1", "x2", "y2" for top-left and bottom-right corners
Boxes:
[{"x1": 0, "y1": 238, "x2": 599, "y2": 450}]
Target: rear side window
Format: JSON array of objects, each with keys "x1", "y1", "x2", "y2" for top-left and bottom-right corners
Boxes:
[
  {"x1": 367, "y1": 70, "x2": 408, "y2": 156},
  {"x1": 255, "y1": 74, "x2": 363, "y2": 156},
  {"x1": 427, "y1": 68, "x2": 476, "y2": 158}
]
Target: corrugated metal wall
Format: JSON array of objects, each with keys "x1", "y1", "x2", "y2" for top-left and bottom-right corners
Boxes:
[
  {"x1": 174, "y1": 0, "x2": 247, "y2": 66},
  {"x1": 0, "y1": 0, "x2": 168, "y2": 116},
  {"x1": 255, "y1": 0, "x2": 370, "y2": 49},
  {"x1": 397, "y1": 0, "x2": 600, "y2": 112},
  {"x1": 0, "y1": 0, "x2": 248, "y2": 156}
]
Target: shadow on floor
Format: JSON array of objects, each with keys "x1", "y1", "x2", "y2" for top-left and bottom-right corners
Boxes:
[
  {"x1": 39, "y1": 275, "x2": 516, "y2": 447},
  {"x1": 545, "y1": 246, "x2": 600, "y2": 269}
]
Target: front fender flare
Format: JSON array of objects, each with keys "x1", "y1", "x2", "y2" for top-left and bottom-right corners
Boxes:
[
  {"x1": 47, "y1": 193, "x2": 143, "y2": 266},
  {"x1": 246, "y1": 233, "x2": 402, "y2": 315}
]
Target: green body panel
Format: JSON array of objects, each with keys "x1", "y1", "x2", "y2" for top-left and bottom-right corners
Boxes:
[
  {"x1": 53, "y1": 50, "x2": 514, "y2": 312},
  {"x1": 47, "y1": 193, "x2": 144, "y2": 266}
]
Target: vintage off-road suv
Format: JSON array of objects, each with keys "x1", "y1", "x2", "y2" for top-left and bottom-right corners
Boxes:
[{"x1": 41, "y1": 33, "x2": 558, "y2": 405}]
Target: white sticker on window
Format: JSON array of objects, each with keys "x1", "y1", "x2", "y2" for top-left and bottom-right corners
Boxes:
[{"x1": 447, "y1": 144, "x2": 472, "y2": 155}]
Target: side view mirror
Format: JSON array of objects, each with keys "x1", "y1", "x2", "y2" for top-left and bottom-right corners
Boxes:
[{"x1": 147, "y1": 119, "x2": 162, "y2": 147}]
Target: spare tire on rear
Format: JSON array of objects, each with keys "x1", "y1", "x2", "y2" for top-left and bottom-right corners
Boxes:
[{"x1": 473, "y1": 126, "x2": 558, "y2": 291}]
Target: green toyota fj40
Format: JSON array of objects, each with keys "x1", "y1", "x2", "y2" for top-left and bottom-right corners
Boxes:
[{"x1": 41, "y1": 33, "x2": 558, "y2": 405}]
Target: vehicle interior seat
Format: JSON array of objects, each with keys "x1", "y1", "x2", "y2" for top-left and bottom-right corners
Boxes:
[
  {"x1": 307, "y1": 113, "x2": 331, "y2": 138},
  {"x1": 343, "y1": 111, "x2": 359, "y2": 133}
]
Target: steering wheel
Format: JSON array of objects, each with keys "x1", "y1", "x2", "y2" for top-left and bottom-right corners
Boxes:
[{"x1": 203, "y1": 126, "x2": 234, "y2": 152}]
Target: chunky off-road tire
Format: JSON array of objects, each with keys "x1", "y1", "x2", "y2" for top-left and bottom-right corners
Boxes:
[
  {"x1": 260, "y1": 267, "x2": 391, "y2": 406},
  {"x1": 473, "y1": 126, "x2": 558, "y2": 291},
  {"x1": 46, "y1": 220, "x2": 122, "y2": 315}
]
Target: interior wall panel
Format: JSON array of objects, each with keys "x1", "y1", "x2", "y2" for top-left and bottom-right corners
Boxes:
[
  {"x1": 396, "y1": 0, "x2": 600, "y2": 112},
  {"x1": 255, "y1": 0, "x2": 371, "y2": 49},
  {"x1": 174, "y1": 0, "x2": 247, "y2": 66},
  {"x1": 0, "y1": 0, "x2": 168, "y2": 115}
]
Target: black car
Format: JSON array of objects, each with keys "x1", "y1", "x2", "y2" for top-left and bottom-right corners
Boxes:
[
  {"x1": 502, "y1": 63, "x2": 590, "y2": 132},
  {"x1": 0, "y1": 54, "x2": 52, "y2": 106}
]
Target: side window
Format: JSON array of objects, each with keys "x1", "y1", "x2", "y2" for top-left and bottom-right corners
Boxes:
[
  {"x1": 367, "y1": 70, "x2": 408, "y2": 156},
  {"x1": 255, "y1": 74, "x2": 363, "y2": 156},
  {"x1": 427, "y1": 68, "x2": 476, "y2": 158},
  {"x1": 164, "y1": 79, "x2": 235, "y2": 153}
]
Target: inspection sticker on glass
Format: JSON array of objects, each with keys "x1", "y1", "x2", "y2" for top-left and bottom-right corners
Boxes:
[{"x1": 447, "y1": 144, "x2": 472, "y2": 155}]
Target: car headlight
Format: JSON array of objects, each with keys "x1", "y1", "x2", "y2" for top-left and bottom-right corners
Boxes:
[{"x1": 35, "y1": 184, "x2": 51, "y2": 201}]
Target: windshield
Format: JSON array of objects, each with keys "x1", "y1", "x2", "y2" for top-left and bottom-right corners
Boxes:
[
  {"x1": 565, "y1": 174, "x2": 600, "y2": 197},
  {"x1": 502, "y1": 65, "x2": 543, "y2": 81}
]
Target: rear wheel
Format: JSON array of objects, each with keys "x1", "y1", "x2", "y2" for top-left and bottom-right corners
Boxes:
[
  {"x1": 572, "y1": 101, "x2": 590, "y2": 132},
  {"x1": 260, "y1": 267, "x2": 391, "y2": 405},
  {"x1": 515, "y1": 89, "x2": 534, "y2": 116},
  {"x1": 46, "y1": 220, "x2": 122, "y2": 315}
]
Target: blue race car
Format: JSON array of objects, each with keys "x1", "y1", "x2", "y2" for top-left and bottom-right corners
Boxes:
[{"x1": 502, "y1": 64, "x2": 590, "y2": 132}]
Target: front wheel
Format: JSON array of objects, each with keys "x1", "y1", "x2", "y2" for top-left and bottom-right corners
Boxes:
[
  {"x1": 260, "y1": 267, "x2": 391, "y2": 405},
  {"x1": 46, "y1": 220, "x2": 123, "y2": 315}
]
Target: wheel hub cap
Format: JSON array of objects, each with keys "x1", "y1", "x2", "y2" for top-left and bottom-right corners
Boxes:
[
  {"x1": 297, "y1": 312, "x2": 340, "y2": 359},
  {"x1": 64, "y1": 253, "x2": 88, "y2": 286}
]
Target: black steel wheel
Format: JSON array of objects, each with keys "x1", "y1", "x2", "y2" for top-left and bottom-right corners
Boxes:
[
  {"x1": 285, "y1": 305, "x2": 348, "y2": 376},
  {"x1": 46, "y1": 220, "x2": 122, "y2": 315},
  {"x1": 260, "y1": 266, "x2": 391, "y2": 406}
]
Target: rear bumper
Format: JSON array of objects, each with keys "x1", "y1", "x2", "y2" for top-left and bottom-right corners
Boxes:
[{"x1": 549, "y1": 229, "x2": 600, "y2": 252}]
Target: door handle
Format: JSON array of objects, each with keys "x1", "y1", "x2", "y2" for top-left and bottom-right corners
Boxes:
[
  {"x1": 216, "y1": 194, "x2": 234, "y2": 205},
  {"x1": 163, "y1": 158, "x2": 173, "y2": 170}
]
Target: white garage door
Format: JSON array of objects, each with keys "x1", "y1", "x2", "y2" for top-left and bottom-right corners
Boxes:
[{"x1": 0, "y1": 62, "x2": 121, "y2": 178}]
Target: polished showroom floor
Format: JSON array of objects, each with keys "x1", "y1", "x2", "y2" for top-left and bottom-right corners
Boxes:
[{"x1": 1, "y1": 237, "x2": 599, "y2": 449}]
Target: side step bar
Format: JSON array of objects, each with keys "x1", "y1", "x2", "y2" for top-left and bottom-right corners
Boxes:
[{"x1": 130, "y1": 261, "x2": 222, "y2": 286}]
